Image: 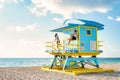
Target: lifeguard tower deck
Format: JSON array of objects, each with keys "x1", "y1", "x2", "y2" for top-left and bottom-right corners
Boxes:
[{"x1": 42, "y1": 19, "x2": 114, "y2": 75}]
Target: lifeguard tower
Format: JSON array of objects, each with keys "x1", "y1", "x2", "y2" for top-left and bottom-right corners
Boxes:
[{"x1": 42, "y1": 19, "x2": 114, "y2": 75}]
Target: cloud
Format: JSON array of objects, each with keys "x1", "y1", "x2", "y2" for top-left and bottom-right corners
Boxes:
[
  {"x1": 0, "y1": 4, "x2": 3, "y2": 9},
  {"x1": 108, "y1": 16, "x2": 120, "y2": 22},
  {"x1": 108, "y1": 16, "x2": 114, "y2": 20},
  {"x1": 13, "y1": 0, "x2": 24, "y2": 4},
  {"x1": 115, "y1": 16, "x2": 120, "y2": 21},
  {"x1": 53, "y1": 17, "x2": 64, "y2": 23},
  {"x1": 0, "y1": 0, "x2": 5, "y2": 9},
  {"x1": 28, "y1": 0, "x2": 118, "y2": 18},
  {"x1": 0, "y1": 0, "x2": 24, "y2": 9},
  {"x1": 8, "y1": 23, "x2": 39, "y2": 32}
]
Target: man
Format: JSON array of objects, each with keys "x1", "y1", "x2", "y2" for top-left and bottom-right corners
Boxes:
[{"x1": 68, "y1": 30, "x2": 78, "y2": 44}]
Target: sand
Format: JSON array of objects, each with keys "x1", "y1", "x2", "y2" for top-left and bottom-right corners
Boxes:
[{"x1": 0, "y1": 64, "x2": 120, "y2": 80}]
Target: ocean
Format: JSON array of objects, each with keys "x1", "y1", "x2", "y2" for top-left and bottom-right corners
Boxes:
[{"x1": 0, "y1": 58, "x2": 120, "y2": 67}]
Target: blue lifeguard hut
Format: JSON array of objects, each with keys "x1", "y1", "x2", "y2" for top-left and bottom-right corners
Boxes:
[{"x1": 42, "y1": 19, "x2": 114, "y2": 75}]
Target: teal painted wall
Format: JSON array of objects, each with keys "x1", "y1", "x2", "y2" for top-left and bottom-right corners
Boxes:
[{"x1": 80, "y1": 26, "x2": 97, "y2": 52}]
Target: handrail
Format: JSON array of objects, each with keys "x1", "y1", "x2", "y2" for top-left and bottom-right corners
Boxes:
[
  {"x1": 97, "y1": 45, "x2": 103, "y2": 47},
  {"x1": 46, "y1": 39, "x2": 78, "y2": 52},
  {"x1": 67, "y1": 44, "x2": 78, "y2": 46},
  {"x1": 46, "y1": 43, "x2": 78, "y2": 48},
  {"x1": 97, "y1": 41, "x2": 104, "y2": 42},
  {"x1": 46, "y1": 41, "x2": 53, "y2": 43},
  {"x1": 97, "y1": 40, "x2": 104, "y2": 50}
]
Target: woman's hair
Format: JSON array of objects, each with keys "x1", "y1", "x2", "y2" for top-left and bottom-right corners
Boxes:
[{"x1": 55, "y1": 33, "x2": 57, "y2": 37}]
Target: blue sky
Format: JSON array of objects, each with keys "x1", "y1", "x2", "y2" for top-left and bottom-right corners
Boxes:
[{"x1": 0, "y1": 0, "x2": 120, "y2": 58}]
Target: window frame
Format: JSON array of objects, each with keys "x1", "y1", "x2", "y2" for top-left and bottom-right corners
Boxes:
[{"x1": 86, "y1": 29, "x2": 92, "y2": 36}]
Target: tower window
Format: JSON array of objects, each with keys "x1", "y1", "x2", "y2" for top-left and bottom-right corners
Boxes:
[{"x1": 86, "y1": 29, "x2": 92, "y2": 36}]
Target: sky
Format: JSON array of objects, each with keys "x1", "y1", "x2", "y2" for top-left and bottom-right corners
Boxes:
[{"x1": 0, "y1": 0, "x2": 120, "y2": 58}]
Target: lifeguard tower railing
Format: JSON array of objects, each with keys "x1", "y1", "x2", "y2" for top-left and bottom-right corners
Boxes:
[{"x1": 46, "y1": 40, "x2": 103, "y2": 55}]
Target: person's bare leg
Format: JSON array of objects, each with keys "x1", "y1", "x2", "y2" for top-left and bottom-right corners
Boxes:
[
  {"x1": 68, "y1": 34, "x2": 73, "y2": 44},
  {"x1": 56, "y1": 41, "x2": 59, "y2": 49},
  {"x1": 68, "y1": 39, "x2": 71, "y2": 45}
]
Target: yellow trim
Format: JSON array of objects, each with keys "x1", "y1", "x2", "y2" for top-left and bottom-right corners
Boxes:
[
  {"x1": 41, "y1": 66, "x2": 114, "y2": 75},
  {"x1": 98, "y1": 41, "x2": 104, "y2": 42},
  {"x1": 62, "y1": 29, "x2": 65, "y2": 52},
  {"x1": 46, "y1": 46, "x2": 53, "y2": 47},
  {"x1": 62, "y1": 30, "x2": 64, "y2": 46},
  {"x1": 67, "y1": 44, "x2": 78, "y2": 46},
  {"x1": 46, "y1": 41, "x2": 53, "y2": 43},
  {"x1": 78, "y1": 26, "x2": 80, "y2": 52},
  {"x1": 62, "y1": 26, "x2": 78, "y2": 31},
  {"x1": 80, "y1": 25, "x2": 97, "y2": 29},
  {"x1": 70, "y1": 61, "x2": 75, "y2": 66},
  {"x1": 62, "y1": 26, "x2": 78, "y2": 35},
  {"x1": 97, "y1": 45, "x2": 103, "y2": 47},
  {"x1": 63, "y1": 28, "x2": 72, "y2": 31},
  {"x1": 97, "y1": 41, "x2": 104, "y2": 49},
  {"x1": 96, "y1": 28, "x2": 98, "y2": 51},
  {"x1": 50, "y1": 52, "x2": 100, "y2": 56}
]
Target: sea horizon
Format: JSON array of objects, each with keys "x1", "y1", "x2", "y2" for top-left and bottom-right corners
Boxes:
[{"x1": 0, "y1": 58, "x2": 120, "y2": 67}]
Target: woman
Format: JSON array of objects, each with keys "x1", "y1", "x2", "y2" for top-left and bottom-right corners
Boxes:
[{"x1": 54, "y1": 33, "x2": 60, "y2": 45}]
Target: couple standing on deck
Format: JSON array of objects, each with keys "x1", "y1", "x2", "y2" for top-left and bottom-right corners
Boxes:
[{"x1": 54, "y1": 30, "x2": 78, "y2": 45}]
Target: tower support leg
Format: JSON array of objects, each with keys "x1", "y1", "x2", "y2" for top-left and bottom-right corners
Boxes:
[
  {"x1": 63, "y1": 56, "x2": 69, "y2": 70},
  {"x1": 92, "y1": 56, "x2": 99, "y2": 68},
  {"x1": 79, "y1": 56, "x2": 84, "y2": 68},
  {"x1": 50, "y1": 56, "x2": 57, "y2": 69}
]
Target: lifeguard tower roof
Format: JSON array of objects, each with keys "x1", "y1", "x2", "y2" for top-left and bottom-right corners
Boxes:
[{"x1": 51, "y1": 19, "x2": 104, "y2": 32}]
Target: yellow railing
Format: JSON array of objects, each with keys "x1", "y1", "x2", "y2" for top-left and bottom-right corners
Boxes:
[
  {"x1": 46, "y1": 40, "x2": 103, "y2": 52},
  {"x1": 46, "y1": 40, "x2": 78, "y2": 52},
  {"x1": 46, "y1": 41, "x2": 64, "y2": 51},
  {"x1": 97, "y1": 41, "x2": 104, "y2": 50}
]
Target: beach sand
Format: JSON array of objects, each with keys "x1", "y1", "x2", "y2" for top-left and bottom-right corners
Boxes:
[{"x1": 0, "y1": 64, "x2": 120, "y2": 80}]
